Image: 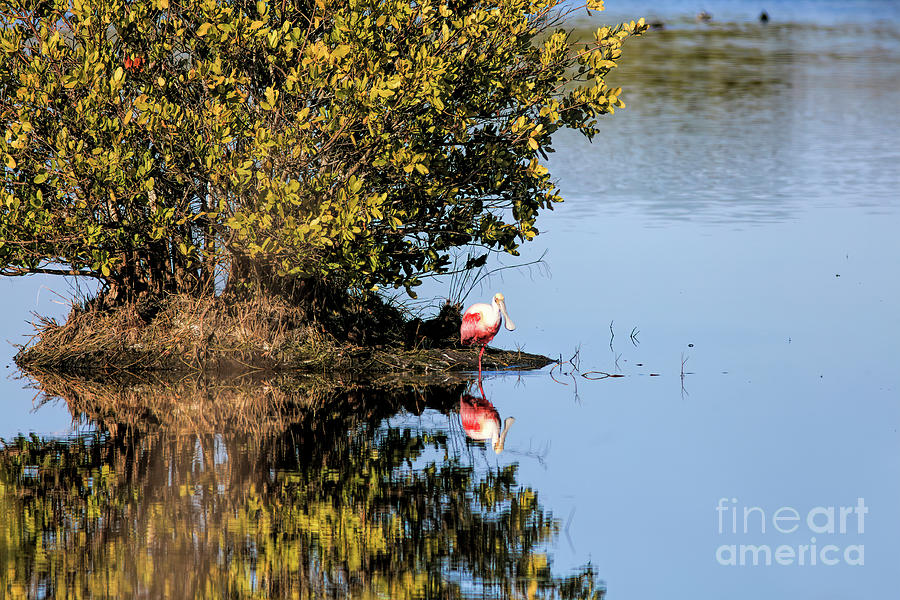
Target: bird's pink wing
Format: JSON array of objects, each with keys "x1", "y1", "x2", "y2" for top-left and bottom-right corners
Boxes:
[
  {"x1": 459, "y1": 395, "x2": 501, "y2": 438},
  {"x1": 460, "y1": 404, "x2": 482, "y2": 433},
  {"x1": 460, "y1": 311, "x2": 481, "y2": 345}
]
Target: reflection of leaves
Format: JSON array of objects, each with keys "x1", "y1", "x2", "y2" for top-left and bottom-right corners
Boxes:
[
  {"x1": 0, "y1": 377, "x2": 607, "y2": 599},
  {"x1": 582, "y1": 23, "x2": 794, "y2": 108}
]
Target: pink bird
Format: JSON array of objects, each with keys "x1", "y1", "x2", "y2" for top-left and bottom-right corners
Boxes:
[
  {"x1": 459, "y1": 394, "x2": 515, "y2": 453},
  {"x1": 460, "y1": 292, "x2": 516, "y2": 379}
]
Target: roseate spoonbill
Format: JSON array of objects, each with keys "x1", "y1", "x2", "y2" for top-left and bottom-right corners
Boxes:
[
  {"x1": 459, "y1": 394, "x2": 515, "y2": 453},
  {"x1": 460, "y1": 293, "x2": 516, "y2": 378}
]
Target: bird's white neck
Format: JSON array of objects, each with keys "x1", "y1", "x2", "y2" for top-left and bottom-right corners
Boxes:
[
  {"x1": 492, "y1": 297, "x2": 516, "y2": 331},
  {"x1": 492, "y1": 417, "x2": 515, "y2": 453}
]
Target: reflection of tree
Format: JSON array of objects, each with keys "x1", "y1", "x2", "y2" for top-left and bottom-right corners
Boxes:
[
  {"x1": 1, "y1": 375, "x2": 605, "y2": 599},
  {"x1": 592, "y1": 23, "x2": 794, "y2": 107}
]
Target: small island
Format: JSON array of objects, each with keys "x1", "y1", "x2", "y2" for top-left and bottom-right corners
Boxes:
[
  {"x1": 1, "y1": 2, "x2": 644, "y2": 377},
  {"x1": 15, "y1": 291, "x2": 553, "y2": 375}
]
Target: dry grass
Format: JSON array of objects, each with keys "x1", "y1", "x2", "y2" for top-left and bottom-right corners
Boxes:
[
  {"x1": 25, "y1": 368, "x2": 469, "y2": 437},
  {"x1": 16, "y1": 294, "x2": 327, "y2": 372},
  {"x1": 14, "y1": 293, "x2": 552, "y2": 375}
]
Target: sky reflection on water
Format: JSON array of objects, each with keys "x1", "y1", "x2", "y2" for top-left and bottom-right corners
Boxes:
[
  {"x1": 419, "y1": 10, "x2": 900, "y2": 597},
  {"x1": 2, "y1": 4, "x2": 899, "y2": 599},
  {"x1": 553, "y1": 14, "x2": 900, "y2": 223}
]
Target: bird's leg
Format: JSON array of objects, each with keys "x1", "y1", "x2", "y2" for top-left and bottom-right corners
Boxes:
[
  {"x1": 477, "y1": 373, "x2": 486, "y2": 399},
  {"x1": 477, "y1": 345, "x2": 485, "y2": 382}
]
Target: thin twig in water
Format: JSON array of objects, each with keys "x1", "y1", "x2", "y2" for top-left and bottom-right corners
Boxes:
[
  {"x1": 564, "y1": 506, "x2": 577, "y2": 554},
  {"x1": 581, "y1": 371, "x2": 624, "y2": 380},
  {"x1": 513, "y1": 439, "x2": 551, "y2": 469},
  {"x1": 568, "y1": 345, "x2": 581, "y2": 371},
  {"x1": 549, "y1": 360, "x2": 568, "y2": 386}
]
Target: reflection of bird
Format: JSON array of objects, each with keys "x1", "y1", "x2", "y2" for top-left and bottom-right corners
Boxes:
[
  {"x1": 460, "y1": 394, "x2": 515, "y2": 453},
  {"x1": 460, "y1": 293, "x2": 516, "y2": 379}
]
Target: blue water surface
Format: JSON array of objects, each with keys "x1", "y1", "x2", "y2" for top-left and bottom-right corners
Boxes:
[{"x1": 2, "y1": 1, "x2": 898, "y2": 598}]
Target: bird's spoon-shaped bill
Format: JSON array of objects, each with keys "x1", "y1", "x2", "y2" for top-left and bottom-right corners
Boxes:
[{"x1": 497, "y1": 298, "x2": 515, "y2": 331}]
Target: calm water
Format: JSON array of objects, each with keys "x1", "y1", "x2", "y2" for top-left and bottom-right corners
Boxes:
[{"x1": 3, "y1": 3, "x2": 900, "y2": 598}]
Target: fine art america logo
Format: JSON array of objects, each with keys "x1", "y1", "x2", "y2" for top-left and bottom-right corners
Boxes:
[{"x1": 715, "y1": 497, "x2": 866, "y2": 567}]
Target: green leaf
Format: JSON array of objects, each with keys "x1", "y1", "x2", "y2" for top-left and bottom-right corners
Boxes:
[{"x1": 0, "y1": 0, "x2": 643, "y2": 300}]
